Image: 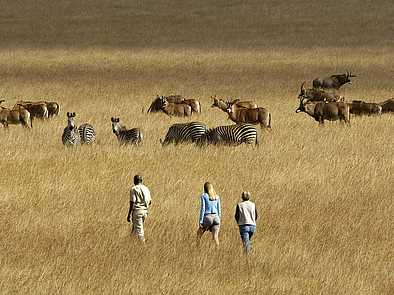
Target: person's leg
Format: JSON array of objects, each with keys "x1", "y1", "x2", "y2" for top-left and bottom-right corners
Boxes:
[
  {"x1": 132, "y1": 211, "x2": 145, "y2": 242},
  {"x1": 239, "y1": 225, "x2": 251, "y2": 254},
  {"x1": 212, "y1": 225, "x2": 220, "y2": 246},
  {"x1": 247, "y1": 225, "x2": 256, "y2": 253}
]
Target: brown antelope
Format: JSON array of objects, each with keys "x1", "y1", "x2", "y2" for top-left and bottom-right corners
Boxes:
[
  {"x1": 211, "y1": 96, "x2": 257, "y2": 111},
  {"x1": 379, "y1": 98, "x2": 394, "y2": 113},
  {"x1": 0, "y1": 101, "x2": 32, "y2": 128},
  {"x1": 148, "y1": 95, "x2": 201, "y2": 114},
  {"x1": 296, "y1": 97, "x2": 350, "y2": 125},
  {"x1": 160, "y1": 96, "x2": 192, "y2": 117},
  {"x1": 348, "y1": 100, "x2": 382, "y2": 116},
  {"x1": 226, "y1": 102, "x2": 271, "y2": 130},
  {"x1": 299, "y1": 82, "x2": 342, "y2": 102},
  {"x1": 15, "y1": 101, "x2": 48, "y2": 119},
  {"x1": 313, "y1": 70, "x2": 357, "y2": 90}
]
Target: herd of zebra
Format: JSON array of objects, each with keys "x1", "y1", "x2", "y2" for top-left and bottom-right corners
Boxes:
[{"x1": 2, "y1": 71, "x2": 394, "y2": 147}]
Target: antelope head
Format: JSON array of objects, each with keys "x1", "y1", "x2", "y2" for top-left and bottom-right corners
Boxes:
[{"x1": 298, "y1": 81, "x2": 307, "y2": 99}]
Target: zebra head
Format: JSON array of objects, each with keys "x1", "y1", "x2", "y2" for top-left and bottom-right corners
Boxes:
[
  {"x1": 66, "y1": 112, "x2": 77, "y2": 129},
  {"x1": 111, "y1": 117, "x2": 121, "y2": 134}
]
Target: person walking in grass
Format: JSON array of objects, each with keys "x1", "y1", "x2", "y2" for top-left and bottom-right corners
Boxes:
[
  {"x1": 127, "y1": 174, "x2": 151, "y2": 242},
  {"x1": 197, "y1": 182, "x2": 221, "y2": 246},
  {"x1": 235, "y1": 191, "x2": 258, "y2": 254}
]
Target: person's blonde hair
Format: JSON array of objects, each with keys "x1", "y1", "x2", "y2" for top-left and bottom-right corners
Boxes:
[{"x1": 204, "y1": 182, "x2": 218, "y2": 200}]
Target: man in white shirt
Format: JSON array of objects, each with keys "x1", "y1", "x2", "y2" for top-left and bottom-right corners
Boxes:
[
  {"x1": 234, "y1": 191, "x2": 258, "y2": 254},
  {"x1": 127, "y1": 175, "x2": 151, "y2": 242}
]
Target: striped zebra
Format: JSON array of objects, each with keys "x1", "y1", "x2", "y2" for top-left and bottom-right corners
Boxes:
[
  {"x1": 160, "y1": 122, "x2": 208, "y2": 145},
  {"x1": 62, "y1": 112, "x2": 81, "y2": 146},
  {"x1": 198, "y1": 124, "x2": 258, "y2": 145},
  {"x1": 111, "y1": 117, "x2": 143, "y2": 145},
  {"x1": 78, "y1": 123, "x2": 96, "y2": 145}
]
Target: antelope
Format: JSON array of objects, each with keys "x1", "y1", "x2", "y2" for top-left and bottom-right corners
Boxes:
[
  {"x1": 211, "y1": 96, "x2": 257, "y2": 111},
  {"x1": 379, "y1": 98, "x2": 394, "y2": 113},
  {"x1": 160, "y1": 96, "x2": 192, "y2": 117},
  {"x1": 15, "y1": 101, "x2": 49, "y2": 119},
  {"x1": 226, "y1": 102, "x2": 271, "y2": 130},
  {"x1": 313, "y1": 70, "x2": 357, "y2": 90},
  {"x1": 296, "y1": 97, "x2": 350, "y2": 125},
  {"x1": 147, "y1": 95, "x2": 201, "y2": 114},
  {"x1": 298, "y1": 82, "x2": 342, "y2": 102},
  {"x1": 348, "y1": 100, "x2": 382, "y2": 116},
  {"x1": 0, "y1": 100, "x2": 32, "y2": 128}
]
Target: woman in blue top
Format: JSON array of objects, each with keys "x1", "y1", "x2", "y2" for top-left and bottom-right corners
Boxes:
[{"x1": 197, "y1": 182, "x2": 221, "y2": 246}]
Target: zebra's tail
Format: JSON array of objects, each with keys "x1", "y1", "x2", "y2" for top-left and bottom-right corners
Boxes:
[{"x1": 268, "y1": 113, "x2": 272, "y2": 129}]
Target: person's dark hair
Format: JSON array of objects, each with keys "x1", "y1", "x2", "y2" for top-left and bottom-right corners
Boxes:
[
  {"x1": 134, "y1": 175, "x2": 143, "y2": 185},
  {"x1": 241, "y1": 191, "x2": 251, "y2": 201}
]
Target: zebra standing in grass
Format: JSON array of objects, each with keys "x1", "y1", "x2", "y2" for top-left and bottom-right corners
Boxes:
[
  {"x1": 160, "y1": 122, "x2": 208, "y2": 145},
  {"x1": 198, "y1": 124, "x2": 258, "y2": 145},
  {"x1": 78, "y1": 123, "x2": 96, "y2": 145},
  {"x1": 62, "y1": 112, "x2": 81, "y2": 146},
  {"x1": 111, "y1": 117, "x2": 143, "y2": 145}
]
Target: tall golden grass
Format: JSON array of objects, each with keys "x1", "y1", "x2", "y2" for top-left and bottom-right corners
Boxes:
[
  {"x1": 1, "y1": 1, "x2": 393, "y2": 294},
  {"x1": 0, "y1": 48, "x2": 392, "y2": 294}
]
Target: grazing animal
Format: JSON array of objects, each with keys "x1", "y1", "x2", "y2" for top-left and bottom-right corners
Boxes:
[
  {"x1": 111, "y1": 117, "x2": 143, "y2": 145},
  {"x1": 62, "y1": 112, "x2": 81, "y2": 146},
  {"x1": 78, "y1": 123, "x2": 96, "y2": 145},
  {"x1": 0, "y1": 103, "x2": 32, "y2": 128},
  {"x1": 299, "y1": 82, "x2": 342, "y2": 102},
  {"x1": 313, "y1": 70, "x2": 357, "y2": 90},
  {"x1": 198, "y1": 124, "x2": 258, "y2": 146},
  {"x1": 348, "y1": 100, "x2": 382, "y2": 116},
  {"x1": 46, "y1": 101, "x2": 60, "y2": 117},
  {"x1": 211, "y1": 96, "x2": 258, "y2": 110},
  {"x1": 226, "y1": 103, "x2": 271, "y2": 130},
  {"x1": 148, "y1": 95, "x2": 201, "y2": 114},
  {"x1": 160, "y1": 96, "x2": 192, "y2": 117},
  {"x1": 160, "y1": 122, "x2": 208, "y2": 145},
  {"x1": 379, "y1": 98, "x2": 394, "y2": 113},
  {"x1": 296, "y1": 97, "x2": 350, "y2": 125},
  {"x1": 15, "y1": 101, "x2": 49, "y2": 119}
]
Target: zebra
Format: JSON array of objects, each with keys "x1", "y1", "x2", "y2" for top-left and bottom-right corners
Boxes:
[
  {"x1": 62, "y1": 112, "x2": 81, "y2": 146},
  {"x1": 111, "y1": 117, "x2": 143, "y2": 145},
  {"x1": 160, "y1": 122, "x2": 208, "y2": 145},
  {"x1": 198, "y1": 124, "x2": 258, "y2": 145},
  {"x1": 78, "y1": 123, "x2": 96, "y2": 145}
]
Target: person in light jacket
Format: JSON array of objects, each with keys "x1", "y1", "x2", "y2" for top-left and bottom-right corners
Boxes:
[
  {"x1": 127, "y1": 174, "x2": 151, "y2": 242},
  {"x1": 197, "y1": 182, "x2": 221, "y2": 246},
  {"x1": 235, "y1": 191, "x2": 258, "y2": 254}
]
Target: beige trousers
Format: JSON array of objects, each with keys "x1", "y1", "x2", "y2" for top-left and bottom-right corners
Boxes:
[{"x1": 132, "y1": 210, "x2": 148, "y2": 241}]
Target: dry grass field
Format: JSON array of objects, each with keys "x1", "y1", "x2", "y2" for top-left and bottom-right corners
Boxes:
[{"x1": 0, "y1": 1, "x2": 393, "y2": 294}]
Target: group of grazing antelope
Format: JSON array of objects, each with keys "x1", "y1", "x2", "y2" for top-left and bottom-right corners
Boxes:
[
  {"x1": 295, "y1": 71, "x2": 394, "y2": 124},
  {"x1": 0, "y1": 99, "x2": 59, "y2": 128}
]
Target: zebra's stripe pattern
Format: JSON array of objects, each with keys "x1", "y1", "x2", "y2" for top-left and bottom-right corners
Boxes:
[
  {"x1": 162, "y1": 122, "x2": 208, "y2": 145},
  {"x1": 116, "y1": 128, "x2": 143, "y2": 145},
  {"x1": 62, "y1": 126, "x2": 81, "y2": 146},
  {"x1": 78, "y1": 123, "x2": 96, "y2": 145},
  {"x1": 111, "y1": 117, "x2": 142, "y2": 145},
  {"x1": 201, "y1": 124, "x2": 257, "y2": 145},
  {"x1": 62, "y1": 112, "x2": 81, "y2": 146}
]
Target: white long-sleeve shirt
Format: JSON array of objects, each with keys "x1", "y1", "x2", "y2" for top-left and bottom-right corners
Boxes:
[{"x1": 130, "y1": 184, "x2": 151, "y2": 211}]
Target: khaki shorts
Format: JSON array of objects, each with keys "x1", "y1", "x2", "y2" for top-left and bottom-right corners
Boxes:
[{"x1": 202, "y1": 214, "x2": 220, "y2": 233}]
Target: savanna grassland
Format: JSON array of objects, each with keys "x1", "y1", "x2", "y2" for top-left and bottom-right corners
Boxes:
[{"x1": 0, "y1": 1, "x2": 393, "y2": 294}]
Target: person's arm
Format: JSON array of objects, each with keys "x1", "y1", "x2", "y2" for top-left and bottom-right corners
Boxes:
[
  {"x1": 235, "y1": 204, "x2": 240, "y2": 223},
  {"x1": 199, "y1": 195, "x2": 205, "y2": 225},
  {"x1": 217, "y1": 197, "x2": 221, "y2": 219},
  {"x1": 127, "y1": 189, "x2": 135, "y2": 222},
  {"x1": 255, "y1": 206, "x2": 258, "y2": 221},
  {"x1": 127, "y1": 201, "x2": 133, "y2": 222}
]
